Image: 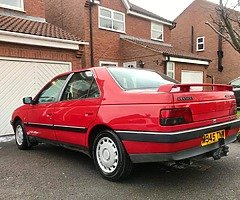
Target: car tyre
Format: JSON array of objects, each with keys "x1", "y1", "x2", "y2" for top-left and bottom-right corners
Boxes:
[
  {"x1": 92, "y1": 130, "x2": 133, "y2": 181},
  {"x1": 14, "y1": 121, "x2": 31, "y2": 150}
]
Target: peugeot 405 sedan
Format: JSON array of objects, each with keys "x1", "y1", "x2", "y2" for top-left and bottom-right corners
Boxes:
[{"x1": 11, "y1": 67, "x2": 240, "y2": 181}]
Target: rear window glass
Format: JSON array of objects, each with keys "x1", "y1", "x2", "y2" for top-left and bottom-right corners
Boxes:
[{"x1": 108, "y1": 67, "x2": 174, "y2": 90}]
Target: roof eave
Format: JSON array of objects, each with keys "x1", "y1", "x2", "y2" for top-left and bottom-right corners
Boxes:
[
  {"x1": 127, "y1": 10, "x2": 174, "y2": 26},
  {"x1": 164, "y1": 53, "x2": 211, "y2": 66},
  {"x1": 0, "y1": 30, "x2": 88, "y2": 50}
]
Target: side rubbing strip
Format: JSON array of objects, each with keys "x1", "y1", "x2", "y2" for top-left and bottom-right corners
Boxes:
[{"x1": 25, "y1": 123, "x2": 87, "y2": 133}]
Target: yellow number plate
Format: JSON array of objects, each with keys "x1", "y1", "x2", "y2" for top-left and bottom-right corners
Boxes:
[{"x1": 201, "y1": 130, "x2": 225, "y2": 146}]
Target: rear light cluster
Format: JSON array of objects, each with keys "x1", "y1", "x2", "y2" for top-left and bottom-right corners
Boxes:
[
  {"x1": 160, "y1": 108, "x2": 193, "y2": 126},
  {"x1": 230, "y1": 102, "x2": 237, "y2": 115}
]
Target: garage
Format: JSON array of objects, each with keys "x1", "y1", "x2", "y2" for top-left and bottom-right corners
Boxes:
[
  {"x1": 181, "y1": 70, "x2": 204, "y2": 84},
  {"x1": 0, "y1": 57, "x2": 72, "y2": 136}
]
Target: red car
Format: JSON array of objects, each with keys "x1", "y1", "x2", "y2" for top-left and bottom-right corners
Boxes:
[{"x1": 11, "y1": 67, "x2": 240, "y2": 181}]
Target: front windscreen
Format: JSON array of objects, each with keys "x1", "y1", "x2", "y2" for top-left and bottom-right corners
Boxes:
[{"x1": 108, "y1": 67, "x2": 174, "y2": 90}]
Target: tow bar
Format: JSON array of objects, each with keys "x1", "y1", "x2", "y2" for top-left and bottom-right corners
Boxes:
[{"x1": 212, "y1": 145, "x2": 229, "y2": 160}]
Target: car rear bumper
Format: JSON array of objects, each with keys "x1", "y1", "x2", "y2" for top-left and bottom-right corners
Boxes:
[{"x1": 116, "y1": 119, "x2": 240, "y2": 163}]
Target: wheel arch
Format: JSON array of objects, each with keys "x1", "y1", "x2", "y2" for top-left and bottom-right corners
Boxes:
[
  {"x1": 12, "y1": 116, "x2": 22, "y2": 127},
  {"x1": 88, "y1": 124, "x2": 117, "y2": 156}
]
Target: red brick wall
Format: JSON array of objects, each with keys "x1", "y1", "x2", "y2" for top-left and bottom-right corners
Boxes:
[
  {"x1": 121, "y1": 39, "x2": 206, "y2": 82},
  {"x1": 0, "y1": 42, "x2": 82, "y2": 70},
  {"x1": 45, "y1": 0, "x2": 172, "y2": 67},
  {"x1": 24, "y1": 0, "x2": 45, "y2": 18},
  {"x1": 172, "y1": 0, "x2": 240, "y2": 84},
  {"x1": 121, "y1": 39, "x2": 165, "y2": 73}
]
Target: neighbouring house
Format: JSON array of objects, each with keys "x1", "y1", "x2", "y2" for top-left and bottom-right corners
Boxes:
[
  {"x1": 45, "y1": 0, "x2": 211, "y2": 84},
  {"x1": 172, "y1": 0, "x2": 240, "y2": 84},
  {"x1": 0, "y1": 0, "x2": 87, "y2": 136}
]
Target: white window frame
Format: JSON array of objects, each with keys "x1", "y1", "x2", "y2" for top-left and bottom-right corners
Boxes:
[
  {"x1": 0, "y1": 0, "x2": 24, "y2": 12},
  {"x1": 98, "y1": 6, "x2": 125, "y2": 33},
  {"x1": 166, "y1": 62, "x2": 175, "y2": 79},
  {"x1": 196, "y1": 36, "x2": 205, "y2": 52},
  {"x1": 123, "y1": 61, "x2": 137, "y2": 68},
  {"x1": 151, "y1": 22, "x2": 164, "y2": 42},
  {"x1": 99, "y1": 61, "x2": 118, "y2": 67}
]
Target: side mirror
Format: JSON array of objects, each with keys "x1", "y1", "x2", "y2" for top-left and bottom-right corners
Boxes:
[{"x1": 23, "y1": 97, "x2": 33, "y2": 104}]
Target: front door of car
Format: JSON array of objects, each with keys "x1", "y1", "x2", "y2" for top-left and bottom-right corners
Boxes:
[
  {"x1": 53, "y1": 71, "x2": 101, "y2": 147},
  {"x1": 26, "y1": 75, "x2": 69, "y2": 140}
]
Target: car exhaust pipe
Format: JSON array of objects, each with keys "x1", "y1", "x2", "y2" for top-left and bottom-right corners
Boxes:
[{"x1": 212, "y1": 146, "x2": 229, "y2": 160}]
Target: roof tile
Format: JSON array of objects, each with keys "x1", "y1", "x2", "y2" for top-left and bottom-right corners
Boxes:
[
  {"x1": 121, "y1": 36, "x2": 211, "y2": 61},
  {"x1": 0, "y1": 15, "x2": 82, "y2": 41}
]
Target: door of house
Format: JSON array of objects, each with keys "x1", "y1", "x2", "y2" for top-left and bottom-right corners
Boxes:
[
  {"x1": 0, "y1": 58, "x2": 71, "y2": 136},
  {"x1": 123, "y1": 61, "x2": 137, "y2": 68}
]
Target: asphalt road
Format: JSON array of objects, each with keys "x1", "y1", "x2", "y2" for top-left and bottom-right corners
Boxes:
[{"x1": 0, "y1": 140, "x2": 240, "y2": 200}]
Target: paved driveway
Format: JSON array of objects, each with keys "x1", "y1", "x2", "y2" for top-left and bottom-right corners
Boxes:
[{"x1": 0, "y1": 140, "x2": 240, "y2": 200}]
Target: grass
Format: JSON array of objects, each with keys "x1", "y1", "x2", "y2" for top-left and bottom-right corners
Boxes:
[{"x1": 237, "y1": 111, "x2": 240, "y2": 118}]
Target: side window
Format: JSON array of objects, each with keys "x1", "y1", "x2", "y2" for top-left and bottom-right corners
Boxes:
[
  {"x1": 37, "y1": 75, "x2": 69, "y2": 104},
  {"x1": 61, "y1": 71, "x2": 100, "y2": 101}
]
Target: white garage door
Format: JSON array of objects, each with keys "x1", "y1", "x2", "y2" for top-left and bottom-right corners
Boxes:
[
  {"x1": 0, "y1": 58, "x2": 72, "y2": 136},
  {"x1": 181, "y1": 70, "x2": 203, "y2": 84},
  {"x1": 181, "y1": 70, "x2": 204, "y2": 91}
]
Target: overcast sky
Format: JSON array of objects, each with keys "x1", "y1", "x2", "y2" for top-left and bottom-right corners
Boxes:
[{"x1": 129, "y1": 0, "x2": 239, "y2": 21}]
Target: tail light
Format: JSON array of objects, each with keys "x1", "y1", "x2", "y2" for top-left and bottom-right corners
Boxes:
[
  {"x1": 230, "y1": 102, "x2": 237, "y2": 115},
  {"x1": 160, "y1": 108, "x2": 193, "y2": 126}
]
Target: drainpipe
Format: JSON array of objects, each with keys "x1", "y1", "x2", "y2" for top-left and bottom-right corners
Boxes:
[
  {"x1": 89, "y1": 0, "x2": 94, "y2": 67},
  {"x1": 191, "y1": 26, "x2": 194, "y2": 53},
  {"x1": 217, "y1": 0, "x2": 224, "y2": 72}
]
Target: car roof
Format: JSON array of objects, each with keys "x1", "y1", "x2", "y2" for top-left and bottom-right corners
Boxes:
[{"x1": 55, "y1": 66, "x2": 179, "y2": 84}]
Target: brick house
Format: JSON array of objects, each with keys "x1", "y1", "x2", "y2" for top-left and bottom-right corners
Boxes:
[
  {"x1": 45, "y1": 0, "x2": 211, "y2": 83},
  {"x1": 0, "y1": 0, "x2": 87, "y2": 136},
  {"x1": 172, "y1": 0, "x2": 240, "y2": 84}
]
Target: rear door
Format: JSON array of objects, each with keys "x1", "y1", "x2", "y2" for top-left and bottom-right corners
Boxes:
[
  {"x1": 53, "y1": 70, "x2": 101, "y2": 147},
  {"x1": 26, "y1": 75, "x2": 69, "y2": 140}
]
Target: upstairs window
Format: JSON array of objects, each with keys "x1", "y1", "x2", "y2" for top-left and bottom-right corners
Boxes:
[
  {"x1": 99, "y1": 6, "x2": 125, "y2": 33},
  {"x1": 0, "y1": 0, "x2": 23, "y2": 10},
  {"x1": 151, "y1": 22, "x2": 164, "y2": 42},
  {"x1": 196, "y1": 36, "x2": 205, "y2": 52}
]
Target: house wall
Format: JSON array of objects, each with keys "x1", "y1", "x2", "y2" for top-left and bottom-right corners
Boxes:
[
  {"x1": 0, "y1": 42, "x2": 82, "y2": 70},
  {"x1": 121, "y1": 39, "x2": 207, "y2": 82},
  {"x1": 45, "y1": 0, "x2": 172, "y2": 67},
  {"x1": 24, "y1": 0, "x2": 45, "y2": 18},
  {"x1": 172, "y1": 0, "x2": 240, "y2": 84}
]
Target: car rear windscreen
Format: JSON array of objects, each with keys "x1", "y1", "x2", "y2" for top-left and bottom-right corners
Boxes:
[{"x1": 108, "y1": 67, "x2": 174, "y2": 90}]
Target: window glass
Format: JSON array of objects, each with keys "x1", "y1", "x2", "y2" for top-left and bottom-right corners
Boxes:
[
  {"x1": 114, "y1": 12, "x2": 123, "y2": 21},
  {"x1": 61, "y1": 71, "x2": 100, "y2": 101},
  {"x1": 113, "y1": 21, "x2": 124, "y2": 31},
  {"x1": 100, "y1": 18, "x2": 112, "y2": 29},
  {"x1": 100, "y1": 62, "x2": 118, "y2": 67},
  {"x1": 99, "y1": 7, "x2": 125, "y2": 32},
  {"x1": 167, "y1": 62, "x2": 175, "y2": 79},
  {"x1": 100, "y1": 8, "x2": 111, "y2": 18},
  {"x1": 108, "y1": 67, "x2": 173, "y2": 90},
  {"x1": 151, "y1": 22, "x2": 164, "y2": 41},
  {"x1": 0, "y1": 0, "x2": 22, "y2": 8},
  {"x1": 152, "y1": 30, "x2": 163, "y2": 40},
  {"x1": 37, "y1": 75, "x2": 68, "y2": 104},
  {"x1": 196, "y1": 36, "x2": 205, "y2": 51}
]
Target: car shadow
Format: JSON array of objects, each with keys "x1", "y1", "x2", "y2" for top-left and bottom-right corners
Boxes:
[{"x1": 28, "y1": 143, "x2": 234, "y2": 186}]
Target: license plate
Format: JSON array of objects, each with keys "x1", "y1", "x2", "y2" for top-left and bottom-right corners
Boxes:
[{"x1": 201, "y1": 130, "x2": 225, "y2": 146}]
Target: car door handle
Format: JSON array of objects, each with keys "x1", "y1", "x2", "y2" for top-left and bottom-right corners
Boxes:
[
  {"x1": 85, "y1": 112, "x2": 94, "y2": 117},
  {"x1": 46, "y1": 114, "x2": 53, "y2": 118}
]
